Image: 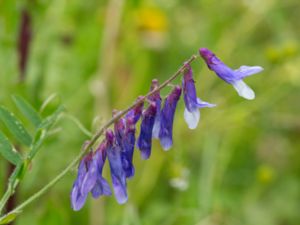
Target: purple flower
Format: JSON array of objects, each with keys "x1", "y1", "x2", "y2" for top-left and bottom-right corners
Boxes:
[
  {"x1": 106, "y1": 130, "x2": 128, "y2": 204},
  {"x1": 126, "y1": 96, "x2": 144, "y2": 123},
  {"x1": 159, "y1": 85, "x2": 182, "y2": 150},
  {"x1": 121, "y1": 117, "x2": 136, "y2": 178},
  {"x1": 70, "y1": 154, "x2": 91, "y2": 211},
  {"x1": 113, "y1": 110, "x2": 136, "y2": 178},
  {"x1": 182, "y1": 63, "x2": 216, "y2": 129},
  {"x1": 199, "y1": 48, "x2": 263, "y2": 100},
  {"x1": 137, "y1": 101, "x2": 157, "y2": 159},
  {"x1": 91, "y1": 143, "x2": 112, "y2": 198},
  {"x1": 148, "y1": 79, "x2": 162, "y2": 139}
]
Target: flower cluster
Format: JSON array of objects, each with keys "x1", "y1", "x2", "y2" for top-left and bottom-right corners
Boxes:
[{"x1": 71, "y1": 48, "x2": 263, "y2": 210}]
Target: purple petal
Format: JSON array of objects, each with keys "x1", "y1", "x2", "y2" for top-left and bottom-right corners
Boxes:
[
  {"x1": 71, "y1": 180, "x2": 88, "y2": 211},
  {"x1": 199, "y1": 48, "x2": 238, "y2": 84},
  {"x1": 182, "y1": 63, "x2": 198, "y2": 112},
  {"x1": 106, "y1": 131, "x2": 128, "y2": 204},
  {"x1": 137, "y1": 102, "x2": 157, "y2": 159},
  {"x1": 159, "y1": 85, "x2": 181, "y2": 151},
  {"x1": 80, "y1": 154, "x2": 97, "y2": 196},
  {"x1": 91, "y1": 177, "x2": 112, "y2": 198},
  {"x1": 122, "y1": 118, "x2": 136, "y2": 178},
  {"x1": 90, "y1": 147, "x2": 112, "y2": 198},
  {"x1": 148, "y1": 79, "x2": 162, "y2": 139},
  {"x1": 199, "y1": 48, "x2": 263, "y2": 88}
]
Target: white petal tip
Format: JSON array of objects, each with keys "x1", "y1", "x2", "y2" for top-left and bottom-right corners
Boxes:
[
  {"x1": 232, "y1": 80, "x2": 256, "y2": 100},
  {"x1": 159, "y1": 137, "x2": 172, "y2": 151},
  {"x1": 184, "y1": 108, "x2": 200, "y2": 129}
]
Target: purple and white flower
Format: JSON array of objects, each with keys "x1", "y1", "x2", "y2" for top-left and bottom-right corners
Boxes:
[
  {"x1": 182, "y1": 63, "x2": 216, "y2": 129},
  {"x1": 159, "y1": 85, "x2": 182, "y2": 151},
  {"x1": 199, "y1": 48, "x2": 263, "y2": 100}
]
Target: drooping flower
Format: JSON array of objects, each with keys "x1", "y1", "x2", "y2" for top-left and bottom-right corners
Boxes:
[
  {"x1": 159, "y1": 85, "x2": 182, "y2": 150},
  {"x1": 137, "y1": 101, "x2": 157, "y2": 159},
  {"x1": 121, "y1": 117, "x2": 136, "y2": 178},
  {"x1": 113, "y1": 110, "x2": 136, "y2": 178},
  {"x1": 199, "y1": 48, "x2": 263, "y2": 100},
  {"x1": 91, "y1": 143, "x2": 112, "y2": 198},
  {"x1": 106, "y1": 130, "x2": 128, "y2": 204},
  {"x1": 148, "y1": 79, "x2": 162, "y2": 139},
  {"x1": 182, "y1": 63, "x2": 216, "y2": 129},
  {"x1": 70, "y1": 153, "x2": 92, "y2": 211}
]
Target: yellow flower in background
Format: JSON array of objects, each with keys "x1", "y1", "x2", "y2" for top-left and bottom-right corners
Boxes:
[
  {"x1": 256, "y1": 164, "x2": 275, "y2": 185},
  {"x1": 136, "y1": 7, "x2": 168, "y2": 32},
  {"x1": 135, "y1": 7, "x2": 168, "y2": 49}
]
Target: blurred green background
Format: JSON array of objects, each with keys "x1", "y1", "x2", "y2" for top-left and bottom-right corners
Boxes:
[{"x1": 1, "y1": 0, "x2": 300, "y2": 224}]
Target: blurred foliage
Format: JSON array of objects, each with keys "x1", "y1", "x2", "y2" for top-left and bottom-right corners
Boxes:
[{"x1": 0, "y1": 0, "x2": 300, "y2": 224}]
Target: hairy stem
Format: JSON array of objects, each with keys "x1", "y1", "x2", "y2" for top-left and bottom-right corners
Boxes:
[{"x1": 0, "y1": 54, "x2": 197, "y2": 220}]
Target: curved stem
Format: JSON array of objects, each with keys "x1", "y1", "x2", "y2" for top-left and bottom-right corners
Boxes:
[{"x1": 0, "y1": 54, "x2": 198, "y2": 219}]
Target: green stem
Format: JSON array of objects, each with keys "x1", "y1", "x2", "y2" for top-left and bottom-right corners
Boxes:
[
  {"x1": 0, "y1": 54, "x2": 197, "y2": 219},
  {"x1": 0, "y1": 186, "x2": 12, "y2": 215}
]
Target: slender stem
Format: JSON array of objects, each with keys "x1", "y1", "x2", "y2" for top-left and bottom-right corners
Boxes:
[
  {"x1": 0, "y1": 54, "x2": 198, "y2": 219},
  {"x1": 0, "y1": 186, "x2": 12, "y2": 215}
]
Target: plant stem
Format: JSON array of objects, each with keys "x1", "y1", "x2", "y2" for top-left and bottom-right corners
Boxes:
[
  {"x1": 0, "y1": 186, "x2": 12, "y2": 215},
  {"x1": 0, "y1": 54, "x2": 198, "y2": 219}
]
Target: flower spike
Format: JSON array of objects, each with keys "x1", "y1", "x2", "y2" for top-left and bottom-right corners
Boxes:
[
  {"x1": 199, "y1": 48, "x2": 263, "y2": 100},
  {"x1": 182, "y1": 63, "x2": 216, "y2": 129}
]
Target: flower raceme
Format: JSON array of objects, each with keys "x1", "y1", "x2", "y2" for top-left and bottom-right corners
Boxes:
[{"x1": 71, "y1": 48, "x2": 263, "y2": 210}]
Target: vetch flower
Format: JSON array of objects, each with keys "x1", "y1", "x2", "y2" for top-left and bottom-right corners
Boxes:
[
  {"x1": 199, "y1": 48, "x2": 263, "y2": 100},
  {"x1": 159, "y1": 85, "x2": 182, "y2": 150},
  {"x1": 91, "y1": 143, "x2": 112, "y2": 198},
  {"x1": 113, "y1": 110, "x2": 136, "y2": 178},
  {"x1": 70, "y1": 154, "x2": 91, "y2": 211},
  {"x1": 121, "y1": 117, "x2": 136, "y2": 178},
  {"x1": 126, "y1": 96, "x2": 144, "y2": 123},
  {"x1": 182, "y1": 63, "x2": 216, "y2": 129},
  {"x1": 148, "y1": 79, "x2": 162, "y2": 139},
  {"x1": 106, "y1": 130, "x2": 128, "y2": 204},
  {"x1": 80, "y1": 152, "x2": 97, "y2": 197},
  {"x1": 137, "y1": 101, "x2": 157, "y2": 159}
]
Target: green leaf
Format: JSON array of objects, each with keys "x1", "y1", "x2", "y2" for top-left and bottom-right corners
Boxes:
[
  {"x1": 0, "y1": 107, "x2": 32, "y2": 146},
  {"x1": 0, "y1": 211, "x2": 21, "y2": 224},
  {"x1": 0, "y1": 131, "x2": 22, "y2": 165},
  {"x1": 12, "y1": 95, "x2": 42, "y2": 127},
  {"x1": 27, "y1": 105, "x2": 64, "y2": 160}
]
